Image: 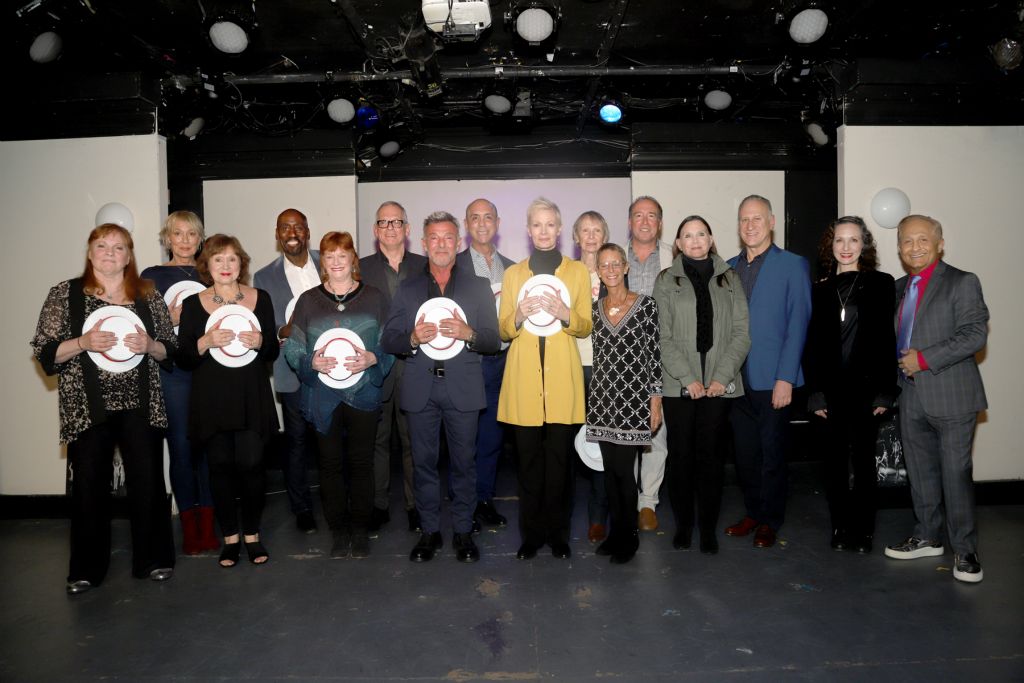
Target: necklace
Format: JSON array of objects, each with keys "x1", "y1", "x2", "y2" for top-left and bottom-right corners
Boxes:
[
  {"x1": 836, "y1": 272, "x2": 860, "y2": 322},
  {"x1": 327, "y1": 280, "x2": 357, "y2": 312},
  {"x1": 606, "y1": 295, "x2": 629, "y2": 317},
  {"x1": 212, "y1": 286, "x2": 244, "y2": 306}
]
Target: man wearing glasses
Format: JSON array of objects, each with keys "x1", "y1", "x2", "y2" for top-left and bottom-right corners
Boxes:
[{"x1": 359, "y1": 202, "x2": 428, "y2": 534}]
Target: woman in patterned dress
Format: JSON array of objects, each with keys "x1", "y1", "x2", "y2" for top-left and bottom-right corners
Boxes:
[
  {"x1": 585, "y1": 243, "x2": 662, "y2": 564},
  {"x1": 32, "y1": 223, "x2": 177, "y2": 594}
]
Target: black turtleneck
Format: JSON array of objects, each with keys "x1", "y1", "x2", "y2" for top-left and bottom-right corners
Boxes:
[{"x1": 528, "y1": 248, "x2": 563, "y2": 365}]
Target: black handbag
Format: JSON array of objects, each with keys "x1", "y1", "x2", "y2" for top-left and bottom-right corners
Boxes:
[{"x1": 875, "y1": 411, "x2": 907, "y2": 487}]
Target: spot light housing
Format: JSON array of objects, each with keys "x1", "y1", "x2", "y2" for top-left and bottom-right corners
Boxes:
[{"x1": 505, "y1": 0, "x2": 561, "y2": 48}]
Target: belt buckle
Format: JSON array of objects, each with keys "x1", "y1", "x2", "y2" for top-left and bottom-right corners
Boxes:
[{"x1": 432, "y1": 367, "x2": 445, "y2": 378}]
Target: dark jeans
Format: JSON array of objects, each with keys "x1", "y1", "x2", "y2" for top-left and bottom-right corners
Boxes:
[
  {"x1": 205, "y1": 430, "x2": 267, "y2": 537},
  {"x1": 280, "y1": 391, "x2": 313, "y2": 516},
  {"x1": 598, "y1": 441, "x2": 640, "y2": 548},
  {"x1": 730, "y1": 389, "x2": 791, "y2": 531},
  {"x1": 160, "y1": 367, "x2": 212, "y2": 510},
  {"x1": 475, "y1": 352, "x2": 507, "y2": 501},
  {"x1": 513, "y1": 423, "x2": 575, "y2": 546},
  {"x1": 315, "y1": 402, "x2": 379, "y2": 533},
  {"x1": 67, "y1": 409, "x2": 175, "y2": 584},
  {"x1": 664, "y1": 396, "x2": 731, "y2": 538}
]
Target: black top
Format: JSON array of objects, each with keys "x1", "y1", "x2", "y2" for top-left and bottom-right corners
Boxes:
[
  {"x1": 140, "y1": 264, "x2": 201, "y2": 296},
  {"x1": 176, "y1": 290, "x2": 280, "y2": 443}
]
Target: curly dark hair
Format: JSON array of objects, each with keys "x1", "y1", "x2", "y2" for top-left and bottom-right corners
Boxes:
[
  {"x1": 196, "y1": 234, "x2": 252, "y2": 286},
  {"x1": 816, "y1": 216, "x2": 878, "y2": 278}
]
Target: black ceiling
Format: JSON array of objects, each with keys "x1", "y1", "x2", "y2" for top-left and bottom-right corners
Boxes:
[{"x1": 5, "y1": 1, "x2": 1024, "y2": 162}]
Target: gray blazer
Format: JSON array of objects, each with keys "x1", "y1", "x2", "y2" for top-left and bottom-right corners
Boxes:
[
  {"x1": 252, "y1": 250, "x2": 321, "y2": 394},
  {"x1": 653, "y1": 253, "x2": 751, "y2": 398},
  {"x1": 895, "y1": 260, "x2": 988, "y2": 416}
]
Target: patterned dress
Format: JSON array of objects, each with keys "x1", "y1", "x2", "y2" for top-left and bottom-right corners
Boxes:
[{"x1": 586, "y1": 294, "x2": 662, "y2": 446}]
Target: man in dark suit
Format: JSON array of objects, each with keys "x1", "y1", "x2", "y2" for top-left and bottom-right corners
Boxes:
[
  {"x1": 381, "y1": 211, "x2": 500, "y2": 563},
  {"x1": 253, "y1": 208, "x2": 321, "y2": 534},
  {"x1": 359, "y1": 201, "x2": 427, "y2": 533},
  {"x1": 884, "y1": 214, "x2": 988, "y2": 583},
  {"x1": 725, "y1": 195, "x2": 811, "y2": 548},
  {"x1": 455, "y1": 198, "x2": 515, "y2": 529}
]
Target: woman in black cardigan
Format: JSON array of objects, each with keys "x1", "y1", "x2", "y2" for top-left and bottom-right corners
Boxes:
[{"x1": 804, "y1": 216, "x2": 898, "y2": 554}]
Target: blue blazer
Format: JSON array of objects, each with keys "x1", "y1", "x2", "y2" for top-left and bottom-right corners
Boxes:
[
  {"x1": 380, "y1": 264, "x2": 500, "y2": 413},
  {"x1": 728, "y1": 245, "x2": 811, "y2": 391},
  {"x1": 252, "y1": 250, "x2": 321, "y2": 394}
]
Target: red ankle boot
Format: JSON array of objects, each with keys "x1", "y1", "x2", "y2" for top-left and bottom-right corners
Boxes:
[
  {"x1": 180, "y1": 507, "x2": 202, "y2": 555},
  {"x1": 197, "y1": 506, "x2": 220, "y2": 552}
]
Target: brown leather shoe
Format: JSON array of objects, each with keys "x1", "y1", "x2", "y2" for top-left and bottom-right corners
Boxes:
[
  {"x1": 638, "y1": 507, "x2": 658, "y2": 531},
  {"x1": 753, "y1": 524, "x2": 776, "y2": 548},
  {"x1": 725, "y1": 516, "x2": 758, "y2": 537},
  {"x1": 587, "y1": 523, "x2": 607, "y2": 543}
]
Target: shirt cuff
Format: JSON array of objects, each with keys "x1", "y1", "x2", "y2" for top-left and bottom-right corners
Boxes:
[{"x1": 917, "y1": 351, "x2": 929, "y2": 371}]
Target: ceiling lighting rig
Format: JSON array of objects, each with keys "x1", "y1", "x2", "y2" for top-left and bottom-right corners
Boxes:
[{"x1": 421, "y1": 0, "x2": 492, "y2": 43}]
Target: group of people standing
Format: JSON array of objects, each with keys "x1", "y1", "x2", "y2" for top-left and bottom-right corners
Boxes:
[{"x1": 33, "y1": 190, "x2": 990, "y2": 594}]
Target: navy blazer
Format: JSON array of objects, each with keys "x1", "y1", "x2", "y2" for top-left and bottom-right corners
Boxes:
[
  {"x1": 379, "y1": 264, "x2": 500, "y2": 413},
  {"x1": 894, "y1": 260, "x2": 988, "y2": 417},
  {"x1": 728, "y1": 245, "x2": 812, "y2": 391},
  {"x1": 252, "y1": 250, "x2": 321, "y2": 393}
]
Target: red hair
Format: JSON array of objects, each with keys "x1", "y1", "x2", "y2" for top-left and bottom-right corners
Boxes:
[
  {"x1": 80, "y1": 223, "x2": 153, "y2": 300},
  {"x1": 319, "y1": 231, "x2": 361, "y2": 282}
]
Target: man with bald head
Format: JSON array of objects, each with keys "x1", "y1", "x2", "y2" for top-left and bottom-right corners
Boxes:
[
  {"x1": 254, "y1": 208, "x2": 322, "y2": 534},
  {"x1": 884, "y1": 214, "x2": 988, "y2": 583}
]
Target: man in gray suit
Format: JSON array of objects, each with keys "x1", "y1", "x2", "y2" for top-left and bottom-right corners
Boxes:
[
  {"x1": 884, "y1": 214, "x2": 988, "y2": 583},
  {"x1": 253, "y1": 208, "x2": 322, "y2": 534}
]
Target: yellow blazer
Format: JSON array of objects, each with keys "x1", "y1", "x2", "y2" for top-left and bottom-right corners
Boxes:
[{"x1": 497, "y1": 256, "x2": 592, "y2": 426}]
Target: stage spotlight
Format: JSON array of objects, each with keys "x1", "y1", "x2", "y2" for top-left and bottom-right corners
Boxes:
[
  {"x1": 355, "y1": 101, "x2": 382, "y2": 132},
  {"x1": 327, "y1": 98, "x2": 356, "y2": 124},
  {"x1": 484, "y1": 94, "x2": 513, "y2": 114},
  {"x1": 208, "y1": 19, "x2": 248, "y2": 53},
  {"x1": 422, "y1": 0, "x2": 491, "y2": 43},
  {"x1": 29, "y1": 31, "x2": 62, "y2": 63},
  {"x1": 378, "y1": 140, "x2": 401, "y2": 159},
  {"x1": 703, "y1": 89, "x2": 732, "y2": 111},
  {"x1": 990, "y1": 38, "x2": 1022, "y2": 71},
  {"x1": 788, "y1": 8, "x2": 828, "y2": 44},
  {"x1": 506, "y1": 1, "x2": 561, "y2": 47},
  {"x1": 598, "y1": 99, "x2": 624, "y2": 124},
  {"x1": 182, "y1": 117, "x2": 205, "y2": 140}
]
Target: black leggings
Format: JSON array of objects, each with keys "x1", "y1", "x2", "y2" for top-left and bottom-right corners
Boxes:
[
  {"x1": 513, "y1": 423, "x2": 575, "y2": 546},
  {"x1": 664, "y1": 396, "x2": 731, "y2": 538},
  {"x1": 315, "y1": 402, "x2": 378, "y2": 533},
  {"x1": 597, "y1": 441, "x2": 640, "y2": 546},
  {"x1": 205, "y1": 430, "x2": 267, "y2": 537}
]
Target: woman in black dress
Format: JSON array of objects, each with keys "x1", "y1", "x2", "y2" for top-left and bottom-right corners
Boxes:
[
  {"x1": 177, "y1": 234, "x2": 279, "y2": 568},
  {"x1": 32, "y1": 223, "x2": 177, "y2": 594},
  {"x1": 804, "y1": 216, "x2": 897, "y2": 553}
]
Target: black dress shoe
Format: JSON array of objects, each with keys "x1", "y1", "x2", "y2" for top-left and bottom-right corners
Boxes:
[
  {"x1": 595, "y1": 539, "x2": 615, "y2": 556},
  {"x1": 453, "y1": 532, "x2": 480, "y2": 563},
  {"x1": 672, "y1": 530, "x2": 692, "y2": 550},
  {"x1": 368, "y1": 507, "x2": 390, "y2": 533},
  {"x1": 66, "y1": 579, "x2": 92, "y2": 595},
  {"x1": 409, "y1": 532, "x2": 443, "y2": 562},
  {"x1": 149, "y1": 567, "x2": 174, "y2": 582},
  {"x1": 699, "y1": 533, "x2": 719, "y2": 555},
  {"x1": 474, "y1": 500, "x2": 508, "y2": 527},
  {"x1": 407, "y1": 508, "x2": 421, "y2": 533},
  {"x1": 550, "y1": 542, "x2": 572, "y2": 559},
  {"x1": 830, "y1": 529, "x2": 848, "y2": 551},
  {"x1": 516, "y1": 542, "x2": 540, "y2": 560},
  {"x1": 330, "y1": 530, "x2": 351, "y2": 559},
  {"x1": 350, "y1": 532, "x2": 371, "y2": 559},
  {"x1": 850, "y1": 535, "x2": 873, "y2": 554},
  {"x1": 296, "y1": 511, "x2": 317, "y2": 534}
]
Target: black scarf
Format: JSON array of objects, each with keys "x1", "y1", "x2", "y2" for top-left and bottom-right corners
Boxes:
[{"x1": 682, "y1": 256, "x2": 714, "y2": 354}]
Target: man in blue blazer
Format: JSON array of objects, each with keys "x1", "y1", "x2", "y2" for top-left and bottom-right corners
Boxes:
[
  {"x1": 884, "y1": 215, "x2": 988, "y2": 583},
  {"x1": 455, "y1": 198, "x2": 515, "y2": 529},
  {"x1": 725, "y1": 195, "x2": 811, "y2": 548},
  {"x1": 381, "y1": 212, "x2": 500, "y2": 563},
  {"x1": 253, "y1": 208, "x2": 321, "y2": 534}
]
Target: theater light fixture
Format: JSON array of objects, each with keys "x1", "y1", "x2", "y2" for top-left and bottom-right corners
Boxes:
[
  {"x1": 484, "y1": 94, "x2": 513, "y2": 114},
  {"x1": 208, "y1": 19, "x2": 249, "y2": 54},
  {"x1": 506, "y1": 1, "x2": 561, "y2": 47},
  {"x1": 182, "y1": 117, "x2": 205, "y2": 140},
  {"x1": 805, "y1": 121, "x2": 829, "y2": 146},
  {"x1": 703, "y1": 89, "x2": 732, "y2": 111},
  {"x1": 990, "y1": 37, "x2": 1022, "y2": 71},
  {"x1": 788, "y1": 8, "x2": 828, "y2": 44},
  {"x1": 597, "y1": 98, "x2": 624, "y2": 124},
  {"x1": 422, "y1": 0, "x2": 491, "y2": 43},
  {"x1": 327, "y1": 98, "x2": 356, "y2": 124},
  {"x1": 29, "y1": 31, "x2": 62, "y2": 63},
  {"x1": 355, "y1": 100, "x2": 382, "y2": 132}
]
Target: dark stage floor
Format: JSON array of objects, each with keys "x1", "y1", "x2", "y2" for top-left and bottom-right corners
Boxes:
[{"x1": 1, "y1": 463, "x2": 1022, "y2": 682}]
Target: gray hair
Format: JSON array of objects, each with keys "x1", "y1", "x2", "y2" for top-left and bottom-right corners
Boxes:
[
  {"x1": 423, "y1": 210, "x2": 461, "y2": 233},
  {"x1": 527, "y1": 197, "x2": 562, "y2": 226},
  {"x1": 572, "y1": 210, "x2": 609, "y2": 243},
  {"x1": 629, "y1": 196, "x2": 663, "y2": 220},
  {"x1": 466, "y1": 198, "x2": 498, "y2": 218},
  {"x1": 738, "y1": 194, "x2": 773, "y2": 215},
  {"x1": 377, "y1": 201, "x2": 408, "y2": 222},
  {"x1": 897, "y1": 214, "x2": 943, "y2": 239}
]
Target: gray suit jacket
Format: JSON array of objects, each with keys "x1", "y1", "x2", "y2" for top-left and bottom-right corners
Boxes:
[
  {"x1": 895, "y1": 260, "x2": 988, "y2": 416},
  {"x1": 253, "y1": 250, "x2": 321, "y2": 394}
]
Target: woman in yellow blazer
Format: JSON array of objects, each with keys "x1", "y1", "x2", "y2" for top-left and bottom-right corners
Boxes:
[{"x1": 497, "y1": 197, "x2": 592, "y2": 561}]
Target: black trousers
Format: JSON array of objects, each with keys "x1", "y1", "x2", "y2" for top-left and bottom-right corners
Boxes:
[
  {"x1": 67, "y1": 409, "x2": 174, "y2": 584},
  {"x1": 818, "y1": 394, "x2": 882, "y2": 536},
  {"x1": 315, "y1": 402, "x2": 379, "y2": 533},
  {"x1": 598, "y1": 441, "x2": 640, "y2": 550},
  {"x1": 205, "y1": 430, "x2": 267, "y2": 537},
  {"x1": 664, "y1": 396, "x2": 731, "y2": 538},
  {"x1": 513, "y1": 423, "x2": 575, "y2": 546},
  {"x1": 730, "y1": 389, "x2": 791, "y2": 530}
]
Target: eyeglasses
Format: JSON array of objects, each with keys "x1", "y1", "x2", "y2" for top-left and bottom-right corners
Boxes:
[
  {"x1": 598, "y1": 261, "x2": 625, "y2": 271},
  {"x1": 375, "y1": 219, "x2": 407, "y2": 230}
]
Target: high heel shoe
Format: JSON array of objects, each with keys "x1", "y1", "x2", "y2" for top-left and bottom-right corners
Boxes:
[
  {"x1": 219, "y1": 542, "x2": 241, "y2": 568},
  {"x1": 245, "y1": 540, "x2": 269, "y2": 565}
]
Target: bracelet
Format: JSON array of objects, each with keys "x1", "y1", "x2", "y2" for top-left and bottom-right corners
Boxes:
[{"x1": 76, "y1": 336, "x2": 84, "y2": 351}]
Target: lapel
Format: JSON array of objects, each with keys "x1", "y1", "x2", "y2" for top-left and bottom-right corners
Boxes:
[
  {"x1": 748, "y1": 244, "x2": 779, "y2": 306},
  {"x1": 916, "y1": 260, "x2": 946, "y2": 314}
]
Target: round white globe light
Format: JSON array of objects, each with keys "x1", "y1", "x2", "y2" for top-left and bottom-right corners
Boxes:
[
  {"x1": 379, "y1": 141, "x2": 401, "y2": 158},
  {"x1": 870, "y1": 188, "x2": 911, "y2": 229},
  {"x1": 704, "y1": 89, "x2": 732, "y2": 111},
  {"x1": 516, "y1": 8, "x2": 554, "y2": 43},
  {"x1": 806, "y1": 121, "x2": 829, "y2": 146},
  {"x1": 29, "y1": 31, "x2": 62, "y2": 63},
  {"x1": 789, "y1": 9, "x2": 828, "y2": 44},
  {"x1": 95, "y1": 203, "x2": 135, "y2": 231},
  {"x1": 484, "y1": 94, "x2": 512, "y2": 114},
  {"x1": 327, "y1": 98, "x2": 356, "y2": 123},
  {"x1": 209, "y1": 21, "x2": 249, "y2": 54}
]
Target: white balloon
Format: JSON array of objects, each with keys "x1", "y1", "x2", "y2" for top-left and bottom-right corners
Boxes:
[
  {"x1": 95, "y1": 203, "x2": 135, "y2": 230},
  {"x1": 870, "y1": 188, "x2": 910, "y2": 229}
]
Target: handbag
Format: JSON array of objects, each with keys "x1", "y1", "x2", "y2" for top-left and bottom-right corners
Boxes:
[{"x1": 875, "y1": 410, "x2": 907, "y2": 487}]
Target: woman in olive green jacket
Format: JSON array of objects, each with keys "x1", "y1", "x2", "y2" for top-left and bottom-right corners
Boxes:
[{"x1": 653, "y1": 216, "x2": 750, "y2": 555}]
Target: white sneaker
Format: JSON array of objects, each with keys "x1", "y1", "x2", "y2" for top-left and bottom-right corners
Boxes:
[
  {"x1": 884, "y1": 536, "x2": 944, "y2": 559},
  {"x1": 953, "y1": 553, "x2": 984, "y2": 583}
]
